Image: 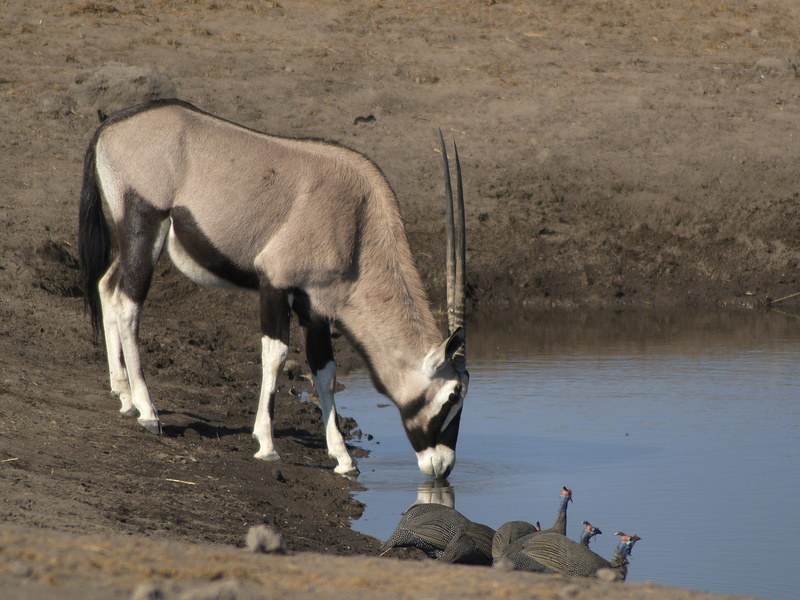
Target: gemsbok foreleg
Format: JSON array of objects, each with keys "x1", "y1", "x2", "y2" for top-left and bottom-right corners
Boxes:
[
  {"x1": 252, "y1": 285, "x2": 291, "y2": 462},
  {"x1": 305, "y1": 320, "x2": 359, "y2": 476}
]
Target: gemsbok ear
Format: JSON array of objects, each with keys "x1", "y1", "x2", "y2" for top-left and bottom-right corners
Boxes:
[
  {"x1": 445, "y1": 327, "x2": 465, "y2": 361},
  {"x1": 425, "y1": 327, "x2": 465, "y2": 376}
]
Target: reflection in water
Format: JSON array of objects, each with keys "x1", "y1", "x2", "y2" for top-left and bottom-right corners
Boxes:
[
  {"x1": 339, "y1": 309, "x2": 800, "y2": 600},
  {"x1": 415, "y1": 479, "x2": 455, "y2": 507}
]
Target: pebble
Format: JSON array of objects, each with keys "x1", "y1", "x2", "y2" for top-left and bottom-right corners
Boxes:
[
  {"x1": 492, "y1": 556, "x2": 515, "y2": 572},
  {"x1": 7, "y1": 560, "x2": 32, "y2": 578},
  {"x1": 559, "y1": 584, "x2": 582, "y2": 597},
  {"x1": 179, "y1": 579, "x2": 243, "y2": 600},
  {"x1": 596, "y1": 567, "x2": 621, "y2": 582},
  {"x1": 131, "y1": 582, "x2": 164, "y2": 600},
  {"x1": 245, "y1": 524, "x2": 287, "y2": 554},
  {"x1": 283, "y1": 359, "x2": 301, "y2": 380}
]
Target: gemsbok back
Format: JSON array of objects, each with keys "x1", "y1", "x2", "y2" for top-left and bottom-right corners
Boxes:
[{"x1": 78, "y1": 99, "x2": 468, "y2": 478}]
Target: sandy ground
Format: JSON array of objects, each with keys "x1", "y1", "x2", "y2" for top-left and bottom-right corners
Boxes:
[{"x1": 2, "y1": 0, "x2": 798, "y2": 598}]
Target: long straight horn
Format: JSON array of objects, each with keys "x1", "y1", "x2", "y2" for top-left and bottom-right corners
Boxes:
[
  {"x1": 439, "y1": 130, "x2": 466, "y2": 369},
  {"x1": 440, "y1": 129, "x2": 456, "y2": 335},
  {"x1": 453, "y1": 141, "x2": 466, "y2": 338}
]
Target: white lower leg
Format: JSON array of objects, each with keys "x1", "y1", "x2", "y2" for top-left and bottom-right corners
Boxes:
[
  {"x1": 253, "y1": 336, "x2": 288, "y2": 461},
  {"x1": 117, "y1": 295, "x2": 160, "y2": 433},
  {"x1": 99, "y1": 268, "x2": 134, "y2": 416},
  {"x1": 312, "y1": 361, "x2": 358, "y2": 476},
  {"x1": 105, "y1": 323, "x2": 134, "y2": 416}
]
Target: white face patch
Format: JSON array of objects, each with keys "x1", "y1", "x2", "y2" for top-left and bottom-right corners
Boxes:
[
  {"x1": 429, "y1": 374, "x2": 467, "y2": 431},
  {"x1": 440, "y1": 397, "x2": 463, "y2": 433}
]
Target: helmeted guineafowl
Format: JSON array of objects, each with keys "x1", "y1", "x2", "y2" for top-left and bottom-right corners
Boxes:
[
  {"x1": 491, "y1": 520, "x2": 539, "y2": 560},
  {"x1": 492, "y1": 486, "x2": 572, "y2": 559},
  {"x1": 381, "y1": 503, "x2": 495, "y2": 565},
  {"x1": 579, "y1": 520, "x2": 602, "y2": 547},
  {"x1": 494, "y1": 530, "x2": 640, "y2": 581}
]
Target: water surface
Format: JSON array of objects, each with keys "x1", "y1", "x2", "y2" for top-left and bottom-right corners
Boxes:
[{"x1": 338, "y1": 310, "x2": 799, "y2": 600}]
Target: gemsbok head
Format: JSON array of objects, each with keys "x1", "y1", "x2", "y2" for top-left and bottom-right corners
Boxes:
[{"x1": 78, "y1": 99, "x2": 468, "y2": 478}]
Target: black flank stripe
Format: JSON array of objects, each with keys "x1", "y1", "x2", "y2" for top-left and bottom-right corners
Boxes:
[{"x1": 170, "y1": 206, "x2": 260, "y2": 290}]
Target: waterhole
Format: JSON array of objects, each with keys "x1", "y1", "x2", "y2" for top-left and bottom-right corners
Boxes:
[{"x1": 339, "y1": 309, "x2": 799, "y2": 600}]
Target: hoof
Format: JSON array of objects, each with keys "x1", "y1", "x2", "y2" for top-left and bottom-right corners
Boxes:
[
  {"x1": 334, "y1": 462, "x2": 360, "y2": 478},
  {"x1": 119, "y1": 406, "x2": 138, "y2": 418},
  {"x1": 138, "y1": 418, "x2": 162, "y2": 435},
  {"x1": 254, "y1": 450, "x2": 283, "y2": 463}
]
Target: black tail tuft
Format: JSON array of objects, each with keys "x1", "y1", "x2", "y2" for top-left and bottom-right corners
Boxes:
[{"x1": 78, "y1": 139, "x2": 111, "y2": 339}]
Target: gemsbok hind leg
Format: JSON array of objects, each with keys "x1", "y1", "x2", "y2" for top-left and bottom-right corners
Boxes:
[
  {"x1": 305, "y1": 320, "x2": 359, "y2": 476},
  {"x1": 100, "y1": 198, "x2": 169, "y2": 434},
  {"x1": 99, "y1": 263, "x2": 162, "y2": 432},
  {"x1": 98, "y1": 258, "x2": 135, "y2": 417},
  {"x1": 252, "y1": 285, "x2": 291, "y2": 462}
]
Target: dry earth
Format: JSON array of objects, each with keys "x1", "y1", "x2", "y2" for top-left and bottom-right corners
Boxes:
[{"x1": 2, "y1": 0, "x2": 799, "y2": 598}]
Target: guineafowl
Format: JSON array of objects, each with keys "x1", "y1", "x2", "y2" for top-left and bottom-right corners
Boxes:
[
  {"x1": 492, "y1": 486, "x2": 572, "y2": 558},
  {"x1": 579, "y1": 520, "x2": 602, "y2": 547},
  {"x1": 381, "y1": 503, "x2": 495, "y2": 565},
  {"x1": 491, "y1": 520, "x2": 539, "y2": 559},
  {"x1": 495, "y1": 530, "x2": 640, "y2": 581}
]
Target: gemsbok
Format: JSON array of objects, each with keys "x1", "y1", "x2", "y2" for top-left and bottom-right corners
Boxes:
[{"x1": 78, "y1": 99, "x2": 468, "y2": 478}]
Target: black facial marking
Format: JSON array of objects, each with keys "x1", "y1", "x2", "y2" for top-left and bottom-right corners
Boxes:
[
  {"x1": 438, "y1": 408, "x2": 461, "y2": 451},
  {"x1": 170, "y1": 206, "x2": 260, "y2": 290},
  {"x1": 427, "y1": 393, "x2": 459, "y2": 434},
  {"x1": 399, "y1": 394, "x2": 426, "y2": 423},
  {"x1": 403, "y1": 424, "x2": 429, "y2": 453},
  {"x1": 401, "y1": 392, "x2": 463, "y2": 453}
]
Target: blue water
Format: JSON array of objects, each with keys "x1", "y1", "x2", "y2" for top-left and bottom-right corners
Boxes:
[{"x1": 337, "y1": 310, "x2": 800, "y2": 600}]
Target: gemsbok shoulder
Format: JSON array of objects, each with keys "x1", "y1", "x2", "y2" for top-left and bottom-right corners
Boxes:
[{"x1": 78, "y1": 99, "x2": 468, "y2": 478}]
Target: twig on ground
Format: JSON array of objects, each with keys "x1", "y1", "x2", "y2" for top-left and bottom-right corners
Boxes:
[{"x1": 766, "y1": 291, "x2": 800, "y2": 306}]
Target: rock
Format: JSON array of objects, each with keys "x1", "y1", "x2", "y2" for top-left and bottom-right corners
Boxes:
[
  {"x1": 7, "y1": 560, "x2": 33, "y2": 578},
  {"x1": 283, "y1": 359, "x2": 302, "y2": 380},
  {"x1": 245, "y1": 524, "x2": 287, "y2": 554},
  {"x1": 596, "y1": 567, "x2": 621, "y2": 582},
  {"x1": 492, "y1": 555, "x2": 515, "y2": 572},
  {"x1": 559, "y1": 584, "x2": 582, "y2": 597},
  {"x1": 754, "y1": 57, "x2": 795, "y2": 72},
  {"x1": 68, "y1": 62, "x2": 176, "y2": 116},
  {"x1": 179, "y1": 579, "x2": 244, "y2": 600},
  {"x1": 39, "y1": 95, "x2": 72, "y2": 118},
  {"x1": 131, "y1": 582, "x2": 164, "y2": 600}
]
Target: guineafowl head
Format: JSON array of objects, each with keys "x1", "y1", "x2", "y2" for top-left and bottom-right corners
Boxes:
[
  {"x1": 579, "y1": 520, "x2": 602, "y2": 546},
  {"x1": 558, "y1": 486, "x2": 572, "y2": 509},
  {"x1": 614, "y1": 532, "x2": 641, "y2": 558}
]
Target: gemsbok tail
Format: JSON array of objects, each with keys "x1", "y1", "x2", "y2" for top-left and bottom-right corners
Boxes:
[{"x1": 77, "y1": 137, "x2": 111, "y2": 337}]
